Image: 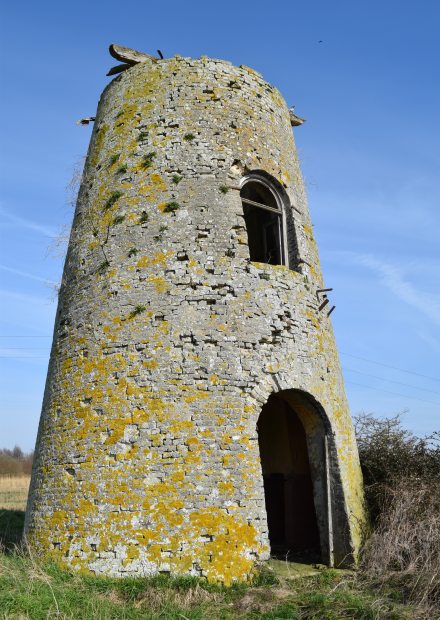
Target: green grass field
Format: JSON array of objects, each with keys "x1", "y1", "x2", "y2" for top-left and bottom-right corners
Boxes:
[
  {"x1": 0, "y1": 480, "x2": 416, "y2": 619},
  {"x1": 0, "y1": 550, "x2": 415, "y2": 619},
  {"x1": 0, "y1": 474, "x2": 29, "y2": 549}
]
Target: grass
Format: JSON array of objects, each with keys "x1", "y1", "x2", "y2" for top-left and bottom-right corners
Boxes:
[
  {"x1": 141, "y1": 152, "x2": 156, "y2": 169},
  {"x1": 0, "y1": 475, "x2": 422, "y2": 618},
  {"x1": 103, "y1": 191, "x2": 123, "y2": 211},
  {"x1": 0, "y1": 475, "x2": 29, "y2": 511},
  {"x1": 0, "y1": 475, "x2": 28, "y2": 551},
  {"x1": 112, "y1": 215, "x2": 125, "y2": 225},
  {"x1": 0, "y1": 550, "x2": 416, "y2": 619},
  {"x1": 129, "y1": 305, "x2": 146, "y2": 318},
  {"x1": 98, "y1": 259, "x2": 110, "y2": 273},
  {"x1": 108, "y1": 153, "x2": 120, "y2": 166},
  {"x1": 163, "y1": 201, "x2": 180, "y2": 213},
  {"x1": 0, "y1": 489, "x2": 418, "y2": 619},
  {"x1": 153, "y1": 225, "x2": 168, "y2": 241},
  {"x1": 0, "y1": 510, "x2": 25, "y2": 550}
]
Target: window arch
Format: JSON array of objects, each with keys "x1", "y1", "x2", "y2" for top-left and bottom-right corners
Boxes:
[{"x1": 240, "y1": 174, "x2": 286, "y2": 266}]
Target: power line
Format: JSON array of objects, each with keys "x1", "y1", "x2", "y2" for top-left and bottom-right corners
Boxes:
[
  {"x1": 0, "y1": 336, "x2": 439, "y2": 389},
  {"x1": 0, "y1": 357, "x2": 47, "y2": 359},
  {"x1": 345, "y1": 380, "x2": 440, "y2": 406},
  {"x1": 341, "y1": 352, "x2": 440, "y2": 384},
  {"x1": 0, "y1": 347, "x2": 50, "y2": 350},
  {"x1": 343, "y1": 367, "x2": 440, "y2": 397}
]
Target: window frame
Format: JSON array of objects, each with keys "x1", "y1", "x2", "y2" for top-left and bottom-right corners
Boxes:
[{"x1": 240, "y1": 173, "x2": 288, "y2": 267}]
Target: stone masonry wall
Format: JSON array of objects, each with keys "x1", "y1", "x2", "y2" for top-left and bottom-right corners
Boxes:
[{"x1": 25, "y1": 56, "x2": 366, "y2": 584}]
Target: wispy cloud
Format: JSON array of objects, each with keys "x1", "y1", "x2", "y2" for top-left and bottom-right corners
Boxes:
[
  {"x1": 349, "y1": 253, "x2": 440, "y2": 326},
  {"x1": 0, "y1": 264, "x2": 57, "y2": 286},
  {"x1": 0, "y1": 204, "x2": 56, "y2": 237},
  {"x1": 417, "y1": 330, "x2": 440, "y2": 354},
  {"x1": 0, "y1": 288, "x2": 54, "y2": 306}
]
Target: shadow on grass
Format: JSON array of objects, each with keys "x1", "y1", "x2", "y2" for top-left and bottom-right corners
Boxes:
[{"x1": 0, "y1": 509, "x2": 25, "y2": 551}]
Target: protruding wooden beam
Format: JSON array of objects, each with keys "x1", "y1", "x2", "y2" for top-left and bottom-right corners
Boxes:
[
  {"x1": 76, "y1": 117, "x2": 96, "y2": 125},
  {"x1": 109, "y1": 44, "x2": 158, "y2": 65},
  {"x1": 106, "y1": 63, "x2": 133, "y2": 76},
  {"x1": 289, "y1": 110, "x2": 306, "y2": 126}
]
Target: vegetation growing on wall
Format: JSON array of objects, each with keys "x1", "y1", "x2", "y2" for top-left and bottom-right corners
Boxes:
[
  {"x1": 141, "y1": 152, "x2": 156, "y2": 169},
  {"x1": 163, "y1": 201, "x2": 180, "y2": 213},
  {"x1": 103, "y1": 191, "x2": 123, "y2": 212}
]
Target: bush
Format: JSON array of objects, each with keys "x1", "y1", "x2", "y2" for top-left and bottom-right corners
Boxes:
[
  {"x1": 355, "y1": 414, "x2": 440, "y2": 614},
  {"x1": 360, "y1": 477, "x2": 440, "y2": 612},
  {"x1": 0, "y1": 447, "x2": 33, "y2": 475},
  {"x1": 354, "y1": 413, "x2": 440, "y2": 522}
]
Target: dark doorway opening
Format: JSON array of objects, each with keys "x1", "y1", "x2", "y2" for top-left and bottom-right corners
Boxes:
[{"x1": 257, "y1": 392, "x2": 321, "y2": 561}]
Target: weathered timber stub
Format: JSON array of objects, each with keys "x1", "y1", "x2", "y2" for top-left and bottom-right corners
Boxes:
[{"x1": 25, "y1": 54, "x2": 366, "y2": 584}]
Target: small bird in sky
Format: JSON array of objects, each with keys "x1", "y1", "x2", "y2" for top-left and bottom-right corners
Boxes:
[{"x1": 318, "y1": 40, "x2": 323, "y2": 43}]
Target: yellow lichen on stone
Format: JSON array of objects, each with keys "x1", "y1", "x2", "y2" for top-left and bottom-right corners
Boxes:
[{"x1": 25, "y1": 54, "x2": 365, "y2": 584}]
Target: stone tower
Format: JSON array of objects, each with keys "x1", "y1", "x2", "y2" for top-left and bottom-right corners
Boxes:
[{"x1": 25, "y1": 50, "x2": 365, "y2": 584}]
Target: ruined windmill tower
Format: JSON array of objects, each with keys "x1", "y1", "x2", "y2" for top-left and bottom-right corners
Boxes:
[{"x1": 25, "y1": 45, "x2": 365, "y2": 583}]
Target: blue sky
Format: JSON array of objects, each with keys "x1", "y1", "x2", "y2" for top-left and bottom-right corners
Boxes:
[{"x1": 1, "y1": 1, "x2": 439, "y2": 451}]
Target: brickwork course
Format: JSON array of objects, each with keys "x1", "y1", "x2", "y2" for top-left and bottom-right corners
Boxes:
[{"x1": 25, "y1": 54, "x2": 366, "y2": 584}]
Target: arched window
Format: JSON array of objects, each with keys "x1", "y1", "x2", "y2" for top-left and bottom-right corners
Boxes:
[{"x1": 240, "y1": 177, "x2": 285, "y2": 266}]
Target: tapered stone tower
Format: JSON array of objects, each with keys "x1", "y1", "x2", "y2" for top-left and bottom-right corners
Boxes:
[{"x1": 25, "y1": 50, "x2": 365, "y2": 584}]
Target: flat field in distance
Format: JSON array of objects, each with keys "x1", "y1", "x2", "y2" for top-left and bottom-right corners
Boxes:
[{"x1": 0, "y1": 474, "x2": 30, "y2": 511}]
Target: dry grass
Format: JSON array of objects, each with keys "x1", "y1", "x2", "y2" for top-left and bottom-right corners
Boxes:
[
  {"x1": 360, "y1": 477, "x2": 440, "y2": 615},
  {"x1": 126, "y1": 581, "x2": 222, "y2": 612},
  {"x1": 0, "y1": 475, "x2": 30, "y2": 510}
]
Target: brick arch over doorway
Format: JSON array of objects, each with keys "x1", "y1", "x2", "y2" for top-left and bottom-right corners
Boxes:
[{"x1": 257, "y1": 389, "x2": 352, "y2": 566}]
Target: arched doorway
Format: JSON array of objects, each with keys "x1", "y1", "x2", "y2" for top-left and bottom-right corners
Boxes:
[{"x1": 257, "y1": 390, "x2": 328, "y2": 562}]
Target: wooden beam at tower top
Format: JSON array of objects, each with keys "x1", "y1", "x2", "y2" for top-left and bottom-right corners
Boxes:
[{"x1": 109, "y1": 44, "x2": 158, "y2": 65}]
